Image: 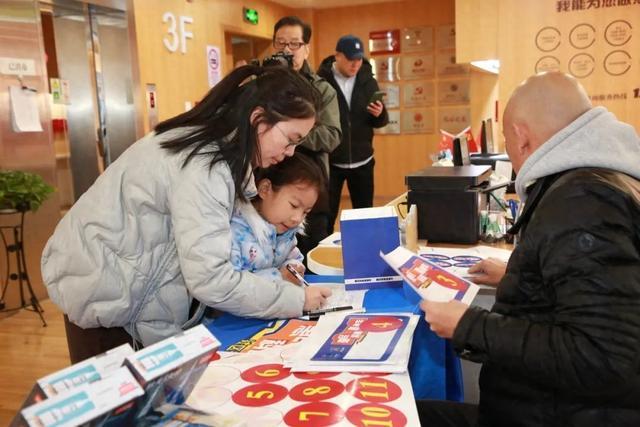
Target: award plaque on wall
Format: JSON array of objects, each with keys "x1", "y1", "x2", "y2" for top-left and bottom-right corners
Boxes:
[
  {"x1": 379, "y1": 83, "x2": 400, "y2": 108},
  {"x1": 375, "y1": 110, "x2": 401, "y2": 134},
  {"x1": 399, "y1": 54, "x2": 435, "y2": 80},
  {"x1": 401, "y1": 26, "x2": 433, "y2": 53},
  {"x1": 438, "y1": 107, "x2": 471, "y2": 134},
  {"x1": 369, "y1": 29, "x2": 401, "y2": 55},
  {"x1": 437, "y1": 79, "x2": 470, "y2": 105},
  {"x1": 403, "y1": 81, "x2": 435, "y2": 107},
  {"x1": 371, "y1": 56, "x2": 399, "y2": 82},
  {"x1": 401, "y1": 108, "x2": 435, "y2": 134}
]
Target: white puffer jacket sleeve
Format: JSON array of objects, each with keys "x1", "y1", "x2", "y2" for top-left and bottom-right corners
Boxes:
[{"x1": 169, "y1": 160, "x2": 305, "y2": 318}]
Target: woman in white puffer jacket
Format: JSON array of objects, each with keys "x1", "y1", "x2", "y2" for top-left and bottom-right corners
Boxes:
[{"x1": 41, "y1": 65, "x2": 333, "y2": 363}]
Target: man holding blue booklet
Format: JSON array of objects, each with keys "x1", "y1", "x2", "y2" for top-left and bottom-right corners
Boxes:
[{"x1": 417, "y1": 72, "x2": 640, "y2": 426}]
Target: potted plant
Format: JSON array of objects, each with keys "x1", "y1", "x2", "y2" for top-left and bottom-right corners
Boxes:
[{"x1": 0, "y1": 170, "x2": 55, "y2": 213}]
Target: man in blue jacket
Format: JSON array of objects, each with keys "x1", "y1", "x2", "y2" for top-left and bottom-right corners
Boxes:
[{"x1": 318, "y1": 35, "x2": 389, "y2": 233}]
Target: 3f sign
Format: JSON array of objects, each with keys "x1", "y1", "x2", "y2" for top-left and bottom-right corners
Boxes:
[{"x1": 163, "y1": 12, "x2": 193, "y2": 54}]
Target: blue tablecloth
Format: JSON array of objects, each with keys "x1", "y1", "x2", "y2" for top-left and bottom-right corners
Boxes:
[{"x1": 205, "y1": 276, "x2": 463, "y2": 401}]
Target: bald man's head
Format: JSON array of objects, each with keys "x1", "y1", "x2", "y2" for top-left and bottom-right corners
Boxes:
[{"x1": 503, "y1": 72, "x2": 592, "y2": 172}]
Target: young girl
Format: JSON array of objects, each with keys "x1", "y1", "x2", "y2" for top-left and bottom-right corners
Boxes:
[{"x1": 230, "y1": 152, "x2": 327, "y2": 284}]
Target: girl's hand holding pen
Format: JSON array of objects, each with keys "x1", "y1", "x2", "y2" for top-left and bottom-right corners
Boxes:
[
  {"x1": 303, "y1": 287, "x2": 333, "y2": 312},
  {"x1": 466, "y1": 257, "x2": 507, "y2": 287}
]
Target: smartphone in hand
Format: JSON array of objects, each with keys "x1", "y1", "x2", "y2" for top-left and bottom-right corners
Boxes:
[{"x1": 368, "y1": 90, "x2": 386, "y2": 105}]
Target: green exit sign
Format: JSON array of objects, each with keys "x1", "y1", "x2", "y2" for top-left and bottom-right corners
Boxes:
[{"x1": 243, "y1": 7, "x2": 258, "y2": 25}]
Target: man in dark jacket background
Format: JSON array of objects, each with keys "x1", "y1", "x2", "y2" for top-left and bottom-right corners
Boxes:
[
  {"x1": 272, "y1": 16, "x2": 342, "y2": 257},
  {"x1": 317, "y1": 35, "x2": 388, "y2": 233},
  {"x1": 417, "y1": 72, "x2": 640, "y2": 426}
]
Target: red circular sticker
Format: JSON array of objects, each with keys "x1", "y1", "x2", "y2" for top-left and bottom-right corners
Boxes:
[
  {"x1": 210, "y1": 351, "x2": 221, "y2": 362},
  {"x1": 350, "y1": 372, "x2": 391, "y2": 376},
  {"x1": 232, "y1": 383, "x2": 288, "y2": 407},
  {"x1": 360, "y1": 317, "x2": 404, "y2": 332},
  {"x1": 346, "y1": 377, "x2": 402, "y2": 403},
  {"x1": 294, "y1": 372, "x2": 340, "y2": 380},
  {"x1": 240, "y1": 363, "x2": 291, "y2": 383},
  {"x1": 289, "y1": 379, "x2": 345, "y2": 402},
  {"x1": 346, "y1": 403, "x2": 407, "y2": 427},
  {"x1": 284, "y1": 401, "x2": 345, "y2": 426}
]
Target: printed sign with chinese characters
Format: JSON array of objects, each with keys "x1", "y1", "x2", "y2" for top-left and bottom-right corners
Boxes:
[
  {"x1": 375, "y1": 110, "x2": 401, "y2": 134},
  {"x1": 369, "y1": 29, "x2": 401, "y2": 55},
  {"x1": 401, "y1": 26, "x2": 433, "y2": 53},
  {"x1": 438, "y1": 107, "x2": 470, "y2": 134},
  {"x1": 401, "y1": 109, "x2": 435, "y2": 134},
  {"x1": 371, "y1": 56, "x2": 398, "y2": 82},
  {"x1": 399, "y1": 55, "x2": 434, "y2": 80},
  {"x1": 403, "y1": 81, "x2": 435, "y2": 107},
  {"x1": 438, "y1": 79, "x2": 470, "y2": 105}
]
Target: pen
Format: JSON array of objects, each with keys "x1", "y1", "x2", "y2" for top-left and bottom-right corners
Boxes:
[
  {"x1": 303, "y1": 305, "x2": 353, "y2": 317},
  {"x1": 286, "y1": 264, "x2": 310, "y2": 287}
]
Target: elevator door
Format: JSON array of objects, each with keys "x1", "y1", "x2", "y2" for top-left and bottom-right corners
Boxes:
[{"x1": 47, "y1": 0, "x2": 135, "y2": 200}]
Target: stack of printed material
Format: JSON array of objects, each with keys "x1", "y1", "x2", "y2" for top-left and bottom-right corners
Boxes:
[
  {"x1": 167, "y1": 349, "x2": 422, "y2": 427},
  {"x1": 284, "y1": 312, "x2": 419, "y2": 373},
  {"x1": 381, "y1": 245, "x2": 480, "y2": 305}
]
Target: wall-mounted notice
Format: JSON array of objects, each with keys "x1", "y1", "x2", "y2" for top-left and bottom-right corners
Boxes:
[
  {"x1": 10, "y1": 85, "x2": 42, "y2": 132},
  {"x1": 438, "y1": 107, "x2": 470, "y2": 135},
  {"x1": 436, "y1": 52, "x2": 469, "y2": 76},
  {"x1": 399, "y1": 54, "x2": 434, "y2": 80},
  {"x1": 379, "y1": 83, "x2": 400, "y2": 108},
  {"x1": 206, "y1": 45, "x2": 221, "y2": 87},
  {"x1": 437, "y1": 79, "x2": 470, "y2": 105},
  {"x1": 371, "y1": 56, "x2": 398, "y2": 82},
  {"x1": 369, "y1": 29, "x2": 401, "y2": 55},
  {"x1": 403, "y1": 81, "x2": 435, "y2": 107},
  {"x1": 375, "y1": 110, "x2": 401, "y2": 134},
  {"x1": 401, "y1": 26, "x2": 433, "y2": 53},
  {"x1": 401, "y1": 109, "x2": 434, "y2": 134},
  {"x1": 437, "y1": 25, "x2": 456, "y2": 50}
]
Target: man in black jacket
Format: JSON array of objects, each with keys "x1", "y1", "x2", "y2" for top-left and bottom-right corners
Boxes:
[
  {"x1": 418, "y1": 72, "x2": 640, "y2": 426},
  {"x1": 317, "y1": 35, "x2": 389, "y2": 233}
]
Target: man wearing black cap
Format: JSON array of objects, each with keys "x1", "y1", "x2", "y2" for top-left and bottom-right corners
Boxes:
[{"x1": 318, "y1": 35, "x2": 389, "y2": 233}]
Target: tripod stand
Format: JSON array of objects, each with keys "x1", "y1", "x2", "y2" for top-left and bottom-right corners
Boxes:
[{"x1": 0, "y1": 210, "x2": 46, "y2": 326}]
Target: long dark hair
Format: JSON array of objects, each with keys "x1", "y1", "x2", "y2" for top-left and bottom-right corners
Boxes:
[{"x1": 156, "y1": 65, "x2": 321, "y2": 198}]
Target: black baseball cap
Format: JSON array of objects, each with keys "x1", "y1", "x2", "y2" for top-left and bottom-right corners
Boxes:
[{"x1": 336, "y1": 35, "x2": 365, "y2": 60}]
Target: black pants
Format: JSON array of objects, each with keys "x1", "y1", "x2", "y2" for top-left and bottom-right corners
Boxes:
[
  {"x1": 64, "y1": 315, "x2": 138, "y2": 363},
  {"x1": 328, "y1": 159, "x2": 375, "y2": 233},
  {"x1": 416, "y1": 400, "x2": 478, "y2": 427}
]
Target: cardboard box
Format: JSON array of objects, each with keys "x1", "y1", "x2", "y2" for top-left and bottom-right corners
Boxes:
[
  {"x1": 20, "y1": 367, "x2": 144, "y2": 427},
  {"x1": 340, "y1": 206, "x2": 402, "y2": 289},
  {"x1": 125, "y1": 324, "x2": 220, "y2": 424},
  {"x1": 10, "y1": 344, "x2": 134, "y2": 426}
]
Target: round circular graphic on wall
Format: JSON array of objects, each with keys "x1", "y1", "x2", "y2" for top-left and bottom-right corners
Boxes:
[
  {"x1": 535, "y1": 26, "x2": 561, "y2": 52},
  {"x1": 568, "y1": 53, "x2": 595, "y2": 78},
  {"x1": 569, "y1": 23, "x2": 596, "y2": 49},
  {"x1": 603, "y1": 50, "x2": 632, "y2": 76},
  {"x1": 605, "y1": 20, "x2": 632, "y2": 46}
]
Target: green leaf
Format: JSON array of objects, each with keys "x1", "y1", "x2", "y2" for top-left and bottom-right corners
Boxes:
[{"x1": 0, "y1": 170, "x2": 55, "y2": 212}]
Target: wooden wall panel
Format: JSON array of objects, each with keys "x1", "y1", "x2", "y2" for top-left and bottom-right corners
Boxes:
[
  {"x1": 497, "y1": 0, "x2": 640, "y2": 136},
  {"x1": 129, "y1": 0, "x2": 296, "y2": 131},
  {"x1": 313, "y1": 0, "x2": 496, "y2": 198}
]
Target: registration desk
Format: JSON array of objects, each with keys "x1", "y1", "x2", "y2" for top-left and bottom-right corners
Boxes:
[{"x1": 206, "y1": 274, "x2": 463, "y2": 401}]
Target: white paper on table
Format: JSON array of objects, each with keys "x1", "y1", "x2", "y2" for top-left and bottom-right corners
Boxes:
[
  {"x1": 310, "y1": 283, "x2": 367, "y2": 311},
  {"x1": 9, "y1": 85, "x2": 42, "y2": 132},
  {"x1": 419, "y1": 245, "x2": 512, "y2": 279},
  {"x1": 286, "y1": 312, "x2": 418, "y2": 373},
  {"x1": 381, "y1": 246, "x2": 480, "y2": 305}
]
